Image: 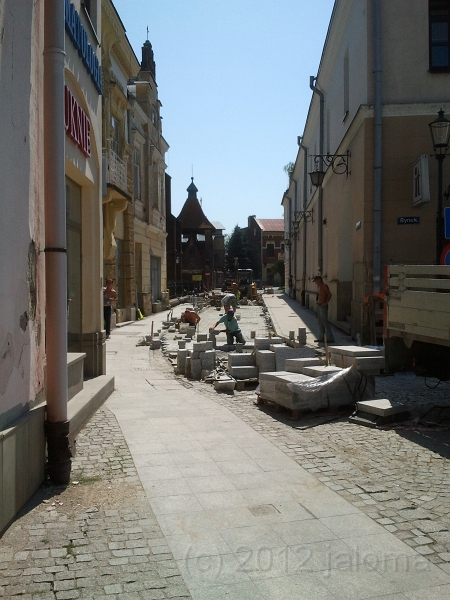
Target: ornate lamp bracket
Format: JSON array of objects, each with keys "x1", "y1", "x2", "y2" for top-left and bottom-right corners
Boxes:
[{"x1": 313, "y1": 150, "x2": 351, "y2": 177}]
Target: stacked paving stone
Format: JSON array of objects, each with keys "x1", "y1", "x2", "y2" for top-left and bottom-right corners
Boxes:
[
  {"x1": 258, "y1": 345, "x2": 382, "y2": 412},
  {"x1": 287, "y1": 327, "x2": 307, "y2": 347},
  {"x1": 227, "y1": 351, "x2": 258, "y2": 380},
  {"x1": 176, "y1": 336, "x2": 217, "y2": 380},
  {"x1": 329, "y1": 345, "x2": 385, "y2": 375}
]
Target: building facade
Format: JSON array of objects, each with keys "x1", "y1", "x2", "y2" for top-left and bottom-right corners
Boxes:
[
  {"x1": 0, "y1": 0, "x2": 107, "y2": 532},
  {"x1": 101, "y1": 1, "x2": 168, "y2": 321},
  {"x1": 247, "y1": 217, "x2": 285, "y2": 285},
  {"x1": 285, "y1": 0, "x2": 450, "y2": 342},
  {"x1": 178, "y1": 179, "x2": 225, "y2": 291},
  {"x1": 65, "y1": 0, "x2": 105, "y2": 376}
]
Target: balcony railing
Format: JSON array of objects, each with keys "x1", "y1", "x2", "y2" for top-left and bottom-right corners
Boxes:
[{"x1": 103, "y1": 146, "x2": 128, "y2": 193}]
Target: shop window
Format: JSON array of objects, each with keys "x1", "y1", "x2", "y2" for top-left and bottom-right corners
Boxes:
[{"x1": 430, "y1": 0, "x2": 450, "y2": 71}]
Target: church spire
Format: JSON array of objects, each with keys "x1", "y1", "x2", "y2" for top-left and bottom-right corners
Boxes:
[
  {"x1": 141, "y1": 39, "x2": 156, "y2": 80},
  {"x1": 187, "y1": 177, "x2": 198, "y2": 200}
]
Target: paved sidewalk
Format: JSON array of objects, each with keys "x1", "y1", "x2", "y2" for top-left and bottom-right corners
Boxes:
[
  {"x1": 262, "y1": 292, "x2": 349, "y2": 346},
  {"x1": 1, "y1": 297, "x2": 449, "y2": 600},
  {"x1": 102, "y1": 303, "x2": 450, "y2": 599}
]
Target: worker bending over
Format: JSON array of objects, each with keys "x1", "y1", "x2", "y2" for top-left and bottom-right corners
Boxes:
[
  {"x1": 176, "y1": 308, "x2": 200, "y2": 329},
  {"x1": 210, "y1": 310, "x2": 245, "y2": 345}
]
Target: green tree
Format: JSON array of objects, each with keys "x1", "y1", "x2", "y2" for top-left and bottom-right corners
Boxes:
[
  {"x1": 225, "y1": 225, "x2": 250, "y2": 272},
  {"x1": 268, "y1": 260, "x2": 285, "y2": 286},
  {"x1": 283, "y1": 162, "x2": 295, "y2": 183}
]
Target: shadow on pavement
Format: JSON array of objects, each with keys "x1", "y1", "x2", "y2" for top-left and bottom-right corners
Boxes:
[{"x1": 395, "y1": 430, "x2": 450, "y2": 459}]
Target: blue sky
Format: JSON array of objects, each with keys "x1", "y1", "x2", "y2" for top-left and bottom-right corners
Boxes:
[{"x1": 112, "y1": 0, "x2": 335, "y2": 235}]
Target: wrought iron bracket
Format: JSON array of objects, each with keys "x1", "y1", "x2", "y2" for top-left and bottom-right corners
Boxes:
[
  {"x1": 294, "y1": 209, "x2": 314, "y2": 223},
  {"x1": 312, "y1": 150, "x2": 351, "y2": 177}
]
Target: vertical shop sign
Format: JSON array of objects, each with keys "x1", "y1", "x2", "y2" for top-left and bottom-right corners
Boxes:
[{"x1": 64, "y1": 86, "x2": 91, "y2": 158}]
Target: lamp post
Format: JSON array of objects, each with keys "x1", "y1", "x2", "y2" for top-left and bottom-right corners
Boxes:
[{"x1": 429, "y1": 109, "x2": 450, "y2": 265}]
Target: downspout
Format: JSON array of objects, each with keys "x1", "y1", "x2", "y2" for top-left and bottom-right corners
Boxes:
[
  {"x1": 373, "y1": 0, "x2": 382, "y2": 293},
  {"x1": 288, "y1": 195, "x2": 292, "y2": 286},
  {"x1": 298, "y1": 136, "x2": 308, "y2": 305},
  {"x1": 44, "y1": 0, "x2": 71, "y2": 483},
  {"x1": 293, "y1": 180, "x2": 297, "y2": 300},
  {"x1": 310, "y1": 76, "x2": 324, "y2": 274}
]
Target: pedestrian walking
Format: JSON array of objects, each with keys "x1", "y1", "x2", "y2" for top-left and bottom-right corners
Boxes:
[
  {"x1": 288, "y1": 274, "x2": 293, "y2": 298},
  {"x1": 103, "y1": 278, "x2": 118, "y2": 340},
  {"x1": 313, "y1": 275, "x2": 335, "y2": 344}
]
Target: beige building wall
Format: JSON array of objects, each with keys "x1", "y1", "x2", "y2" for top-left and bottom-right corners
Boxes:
[
  {"x1": 65, "y1": 0, "x2": 104, "y2": 377},
  {"x1": 0, "y1": 0, "x2": 46, "y2": 532},
  {"x1": 286, "y1": 0, "x2": 450, "y2": 342}
]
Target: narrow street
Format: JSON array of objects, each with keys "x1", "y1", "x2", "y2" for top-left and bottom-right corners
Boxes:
[{"x1": 1, "y1": 297, "x2": 450, "y2": 599}]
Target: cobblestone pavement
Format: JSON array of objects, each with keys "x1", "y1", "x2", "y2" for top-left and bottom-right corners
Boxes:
[
  {"x1": 177, "y1": 306, "x2": 450, "y2": 572},
  {"x1": 0, "y1": 409, "x2": 191, "y2": 599},
  {"x1": 1, "y1": 302, "x2": 450, "y2": 598}
]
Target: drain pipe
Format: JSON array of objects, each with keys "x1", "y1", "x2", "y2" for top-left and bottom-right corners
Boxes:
[
  {"x1": 373, "y1": 0, "x2": 383, "y2": 293},
  {"x1": 298, "y1": 136, "x2": 308, "y2": 305},
  {"x1": 292, "y1": 178, "x2": 297, "y2": 300},
  {"x1": 310, "y1": 76, "x2": 324, "y2": 274},
  {"x1": 44, "y1": 0, "x2": 72, "y2": 484}
]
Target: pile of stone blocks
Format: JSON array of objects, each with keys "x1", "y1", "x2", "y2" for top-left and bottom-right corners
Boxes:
[
  {"x1": 228, "y1": 352, "x2": 258, "y2": 380},
  {"x1": 176, "y1": 336, "x2": 217, "y2": 380},
  {"x1": 287, "y1": 327, "x2": 307, "y2": 347},
  {"x1": 256, "y1": 350, "x2": 276, "y2": 374},
  {"x1": 329, "y1": 345, "x2": 385, "y2": 376},
  {"x1": 259, "y1": 364, "x2": 374, "y2": 413},
  {"x1": 271, "y1": 345, "x2": 316, "y2": 371},
  {"x1": 190, "y1": 341, "x2": 216, "y2": 379}
]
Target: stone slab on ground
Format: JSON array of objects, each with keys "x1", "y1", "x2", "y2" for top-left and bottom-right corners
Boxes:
[
  {"x1": 273, "y1": 345, "x2": 317, "y2": 371},
  {"x1": 285, "y1": 357, "x2": 324, "y2": 373},
  {"x1": 332, "y1": 353, "x2": 386, "y2": 372},
  {"x1": 230, "y1": 365, "x2": 259, "y2": 379},
  {"x1": 356, "y1": 398, "x2": 408, "y2": 416},
  {"x1": 330, "y1": 345, "x2": 383, "y2": 358},
  {"x1": 254, "y1": 337, "x2": 283, "y2": 350},
  {"x1": 227, "y1": 352, "x2": 256, "y2": 368},
  {"x1": 302, "y1": 365, "x2": 343, "y2": 377}
]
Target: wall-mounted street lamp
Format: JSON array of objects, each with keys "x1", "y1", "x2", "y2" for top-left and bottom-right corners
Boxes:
[
  {"x1": 294, "y1": 209, "x2": 314, "y2": 224},
  {"x1": 308, "y1": 150, "x2": 351, "y2": 188},
  {"x1": 429, "y1": 109, "x2": 450, "y2": 264}
]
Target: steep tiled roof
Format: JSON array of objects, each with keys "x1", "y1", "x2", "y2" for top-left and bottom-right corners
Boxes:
[
  {"x1": 177, "y1": 179, "x2": 214, "y2": 230},
  {"x1": 255, "y1": 219, "x2": 285, "y2": 232}
]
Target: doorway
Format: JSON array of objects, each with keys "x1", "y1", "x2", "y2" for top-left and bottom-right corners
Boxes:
[
  {"x1": 66, "y1": 178, "x2": 82, "y2": 351},
  {"x1": 150, "y1": 255, "x2": 161, "y2": 302}
]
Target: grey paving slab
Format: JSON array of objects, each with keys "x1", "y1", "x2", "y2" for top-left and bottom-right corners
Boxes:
[
  {"x1": 371, "y1": 556, "x2": 450, "y2": 593},
  {"x1": 314, "y1": 561, "x2": 405, "y2": 599},
  {"x1": 165, "y1": 530, "x2": 232, "y2": 560},
  {"x1": 404, "y1": 583, "x2": 450, "y2": 598},
  {"x1": 252, "y1": 572, "x2": 336, "y2": 599},
  {"x1": 189, "y1": 581, "x2": 266, "y2": 600},
  {"x1": 320, "y1": 513, "x2": 387, "y2": 538}
]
